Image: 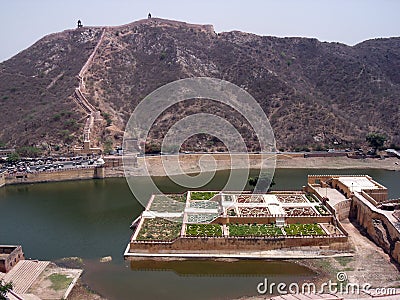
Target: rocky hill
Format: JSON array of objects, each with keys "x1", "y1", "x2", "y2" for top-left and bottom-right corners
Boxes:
[{"x1": 0, "y1": 18, "x2": 399, "y2": 154}]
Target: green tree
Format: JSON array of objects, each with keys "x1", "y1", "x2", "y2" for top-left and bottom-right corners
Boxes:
[
  {"x1": 0, "y1": 280, "x2": 13, "y2": 300},
  {"x1": 102, "y1": 113, "x2": 112, "y2": 126},
  {"x1": 6, "y1": 152, "x2": 20, "y2": 163},
  {"x1": 104, "y1": 139, "x2": 113, "y2": 154},
  {"x1": 366, "y1": 132, "x2": 387, "y2": 154},
  {"x1": 248, "y1": 175, "x2": 276, "y2": 192},
  {"x1": 16, "y1": 146, "x2": 41, "y2": 158}
]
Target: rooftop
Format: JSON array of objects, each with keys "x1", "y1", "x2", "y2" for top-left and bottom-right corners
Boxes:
[{"x1": 338, "y1": 176, "x2": 381, "y2": 192}]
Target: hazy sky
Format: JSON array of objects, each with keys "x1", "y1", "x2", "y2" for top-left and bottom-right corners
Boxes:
[{"x1": 1, "y1": 0, "x2": 399, "y2": 62}]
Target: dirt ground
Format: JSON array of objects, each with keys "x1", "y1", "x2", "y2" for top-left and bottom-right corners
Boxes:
[
  {"x1": 304, "y1": 219, "x2": 400, "y2": 289},
  {"x1": 338, "y1": 220, "x2": 400, "y2": 288},
  {"x1": 276, "y1": 156, "x2": 400, "y2": 170},
  {"x1": 112, "y1": 155, "x2": 400, "y2": 177},
  {"x1": 67, "y1": 280, "x2": 106, "y2": 300},
  {"x1": 236, "y1": 219, "x2": 400, "y2": 300},
  {"x1": 27, "y1": 263, "x2": 82, "y2": 300}
]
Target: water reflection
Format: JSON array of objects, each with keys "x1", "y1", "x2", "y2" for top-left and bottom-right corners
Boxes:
[{"x1": 129, "y1": 259, "x2": 314, "y2": 277}]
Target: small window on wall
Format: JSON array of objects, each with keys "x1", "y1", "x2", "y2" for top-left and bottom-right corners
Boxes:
[{"x1": 315, "y1": 179, "x2": 321, "y2": 184}]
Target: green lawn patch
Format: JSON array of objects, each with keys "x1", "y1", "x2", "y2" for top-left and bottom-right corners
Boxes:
[
  {"x1": 284, "y1": 223, "x2": 326, "y2": 236},
  {"x1": 186, "y1": 224, "x2": 223, "y2": 237},
  {"x1": 190, "y1": 192, "x2": 217, "y2": 200},
  {"x1": 334, "y1": 256, "x2": 353, "y2": 266},
  {"x1": 228, "y1": 224, "x2": 283, "y2": 237},
  {"x1": 48, "y1": 273, "x2": 72, "y2": 291}
]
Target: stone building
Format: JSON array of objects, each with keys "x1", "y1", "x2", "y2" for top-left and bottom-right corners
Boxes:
[{"x1": 0, "y1": 245, "x2": 25, "y2": 273}]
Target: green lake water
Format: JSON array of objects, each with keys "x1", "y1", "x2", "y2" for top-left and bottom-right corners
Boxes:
[{"x1": 0, "y1": 168, "x2": 399, "y2": 299}]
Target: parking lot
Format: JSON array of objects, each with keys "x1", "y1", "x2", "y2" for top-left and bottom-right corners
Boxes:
[{"x1": 0, "y1": 155, "x2": 102, "y2": 174}]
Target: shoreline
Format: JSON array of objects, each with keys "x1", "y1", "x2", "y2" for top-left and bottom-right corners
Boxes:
[
  {"x1": 117, "y1": 155, "x2": 400, "y2": 177},
  {"x1": 2, "y1": 155, "x2": 399, "y2": 187}
]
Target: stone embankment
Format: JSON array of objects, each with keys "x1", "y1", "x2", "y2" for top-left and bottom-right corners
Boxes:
[{"x1": 4, "y1": 166, "x2": 105, "y2": 185}]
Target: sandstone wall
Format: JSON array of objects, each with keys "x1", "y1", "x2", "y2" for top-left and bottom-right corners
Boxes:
[
  {"x1": 213, "y1": 215, "x2": 333, "y2": 225},
  {"x1": 130, "y1": 235, "x2": 349, "y2": 253},
  {"x1": 326, "y1": 199, "x2": 352, "y2": 221},
  {"x1": 0, "y1": 245, "x2": 24, "y2": 273},
  {"x1": 350, "y1": 196, "x2": 400, "y2": 264},
  {"x1": 5, "y1": 167, "x2": 102, "y2": 185}
]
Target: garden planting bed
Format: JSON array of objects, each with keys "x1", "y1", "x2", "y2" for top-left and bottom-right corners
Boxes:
[
  {"x1": 187, "y1": 213, "x2": 218, "y2": 223},
  {"x1": 284, "y1": 223, "x2": 326, "y2": 236},
  {"x1": 150, "y1": 195, "x2": 186, "y2": 213},
  {"x1": 167, "y1": 193, "x2": 187, "y2": 202},
  {"x1": 136, "y1": 218, "x2": 182, "y2": 241},
  {"x1": 305, "y1": 193, "x2": 320, "y2": 203},
  {"x1": 238, "y1": 207, "x2": 270, "y2": 217},
  {"x1": 189, "y1": 200, "x2": 219, "y2": 209},
  {"x1": 228, "y1": 224, "x2": 283, "y2": 237},
  {"x1": 237, "y1": 195, "x2": 265, "y2": 203},
  {"x1": 223, "y1": 194, "x2": 234, "y2": 202},
  {"x1": 190, "y1": 192, "x2": 218, "y2": 200},
  {"x1": 227, "y1": 208, "x2": 237, "y2": 216},
  {"x1": 276, "y1": 194, "x2": 307, "y2": 203},
  {"x1": 284, "y1": 207, "x2": 318, "y2": 216},
  {"x1": 186, "y1": 224, "x2": 223, "y2": 237},
  {"x1": 315, "y1": 205, "x2": 330, "y2": 215}
]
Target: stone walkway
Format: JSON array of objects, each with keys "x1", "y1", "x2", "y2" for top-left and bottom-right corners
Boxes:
[{"x1": 2, "y1": 260, "x2": 49, "y2": 293}]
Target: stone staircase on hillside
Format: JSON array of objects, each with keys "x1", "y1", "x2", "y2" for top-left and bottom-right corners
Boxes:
[{"x1": 73, "y1": 28, "x2": 106, "y2": 153}]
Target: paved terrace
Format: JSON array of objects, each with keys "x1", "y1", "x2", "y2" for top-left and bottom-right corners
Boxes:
[
  {"x1": 313, "y1": 187, "x2": 347, "y2": 207},
  {"x1": 2, "y1": 260, "x2": 49, "y2": 294}
]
